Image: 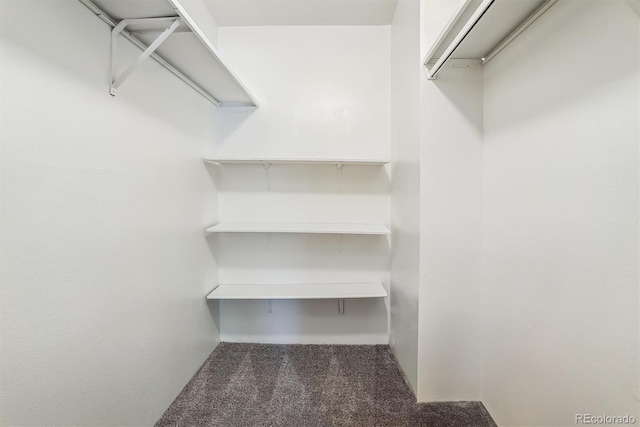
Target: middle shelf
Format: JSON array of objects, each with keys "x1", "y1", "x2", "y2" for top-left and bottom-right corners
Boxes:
[
  {"x1": 207, "y1": 282, "x2": 388, "y2": 300},
  {"x1": 206, "y1": 222, "x2": 391, "y2": 235}
]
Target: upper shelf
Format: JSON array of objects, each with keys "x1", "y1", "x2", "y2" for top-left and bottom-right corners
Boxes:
[
  {"x1": 79, "y1": 0, "x2": 258, "y2": 107},
  {"x1": 204, "y1": 158, "x2": 389, "y2": 166},
  {"x1": 207, "y1": 222, "x2": 391, "y2": 235},
  {"x1": 423, "y1": 0, "x2": 558, "y2": 79}
]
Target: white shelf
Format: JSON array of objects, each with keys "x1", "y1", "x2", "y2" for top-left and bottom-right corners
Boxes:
[
  {"x1": 204, "y1": 158, "x2": 389, "y2": 166},
  {"x1": 79, "y1": 0, "x2": 258, "y2": 107},
  {"x1": 423, "y1": 0, "x2": 557, "y2": 79},
  {"x1": 206, "y1": 222, "x2": 390, "y2": 235},
  {"x1": 207, "y1": 282, "x2": 387, "y2": 300}
]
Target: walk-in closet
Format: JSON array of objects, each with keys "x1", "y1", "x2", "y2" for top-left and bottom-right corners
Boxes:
[{"x1": 1, "y1": 0, "x2": 638, "y2": 425}]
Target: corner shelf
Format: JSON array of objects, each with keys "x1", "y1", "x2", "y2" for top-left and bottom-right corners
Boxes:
[
  {"x1": 206, "y1": 222, "x2": 390, "y2": 235},
  {"x1": 423, "y1": 0, "x2": 557, "y2": 79},
  {"x1": 207, "y1": 282, "x2": 387, "y2": 300},
  {"x1": 204, "y1": 158, "x2": 389, "y2": 166},
  {"x1": 79, "y1": 0, "x2": 258, "y2": 106}
]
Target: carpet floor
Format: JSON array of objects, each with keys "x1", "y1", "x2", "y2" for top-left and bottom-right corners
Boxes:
[{"x1": 156, "y1": 343, "x2": 496, "y2": 427}]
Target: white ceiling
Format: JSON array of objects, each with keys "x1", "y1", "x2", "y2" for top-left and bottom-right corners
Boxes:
[{"x1": 202, "y1": 0, "x2": 400, "y2": 26}]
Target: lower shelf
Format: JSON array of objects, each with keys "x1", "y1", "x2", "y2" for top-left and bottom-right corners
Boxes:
[{"x1": 206, "y1": 282, "x2": 387, "y2": 300}]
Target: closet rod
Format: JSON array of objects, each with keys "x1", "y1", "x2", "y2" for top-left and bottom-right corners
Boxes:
[
  {"x1": 426, "y1": 0, "x2": 558, "y2": 79},
  {"x1": 78, "y1": 0, "x2": 222, "y2": 106},
  {"x1": 482, "y1": 0, "x2": 558, "y2": 64},
  {"x1": 427, "y1": 0, "x2": 495, "y2": 79}
]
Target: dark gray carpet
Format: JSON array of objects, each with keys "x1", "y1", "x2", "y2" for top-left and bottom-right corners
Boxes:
[{"x1": 156, "y1": 343, "x2": 496, "y2": 427}]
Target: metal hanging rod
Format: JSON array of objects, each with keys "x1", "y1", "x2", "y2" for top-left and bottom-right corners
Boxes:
[
  {"x1": 481, "y1": 0, "x2": 558, "y2": 65},
  {"x1": 78, "y1": 0, "x2": 222, "y2": 106},
  {"x1": 425, "y1": 0, "x2": 558, "y2": 80},
  {"x1": 427, "y1": 0, "x2": 495, "y2": 80}
]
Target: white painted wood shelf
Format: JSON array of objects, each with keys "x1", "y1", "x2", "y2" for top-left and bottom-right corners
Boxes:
[
  {"x1": 206, "y1": 222, "x2": 390, "y2": 235},
  {"x1": 79, "y1": 0, "x2": 258, "y2": 106},
  {"x1": 423, "y1": 0, "x2": 557, "y2": 79},
  {"x1": 207, "y1": 282, "x2": 387, "y2": 300},
  {"x1": 204, "y1": 158, "x2": 389, "y2": 166}
]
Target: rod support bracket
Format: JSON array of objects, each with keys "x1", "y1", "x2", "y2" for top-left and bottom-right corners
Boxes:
[
  {"x1": 338, "y1": 298, "x2": 345, "y2": 315},
  {"x1": 110, "y1": 17, "x2": 181, "y2": 95}
]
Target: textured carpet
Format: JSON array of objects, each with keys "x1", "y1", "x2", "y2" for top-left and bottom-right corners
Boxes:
[{"x1": 156, "y1": 343, "x2": 496, "y2": 427}]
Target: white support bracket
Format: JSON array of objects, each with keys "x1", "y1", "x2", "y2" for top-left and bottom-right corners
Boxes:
[
  {"x1": 110, "y1": 17, "x2": 181, "y2": 96},
  {"x1": 338, "y1": 298, "x2": 345, "y2": 315},
  {"x1": 336, "y1": 161, "x2": 344, "y2": 192},
  {"x1": 262, "y1": 162, "x2": 272, "y2": 191},
  {"x1": 268, "y1": 299, "x2": 272, "y2": 313}
]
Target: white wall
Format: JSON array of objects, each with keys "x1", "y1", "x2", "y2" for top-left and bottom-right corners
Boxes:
[
  {"x1": 417, "y1": 0, "x2": 484, "y2": 401},
  {"x1": 213, "y1": 26, "x2": 391, "y2": 344},
  {"x1": 481, "y1": 1, "x2": 639, "y2": 425},
  {"x1": 0, "y1": 1, "x2": 219, "y2": 424},
  {"x1": 389, "y1": 0, "x2": 421, "y2": 393}
]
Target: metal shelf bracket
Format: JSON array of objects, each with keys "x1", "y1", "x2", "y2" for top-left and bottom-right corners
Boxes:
[
  {"x1": 336, "y1": 161, "x2": 344, "y2": 192},
  {"x1": 262, "y1": 162, "x2": 272, "y2": 191},
  {"x1": 110, "y1": 17, "x2": 181, "y2": 96},
  {"x1": 338, "y1": 298, "x2": 345, "y2": 315}
]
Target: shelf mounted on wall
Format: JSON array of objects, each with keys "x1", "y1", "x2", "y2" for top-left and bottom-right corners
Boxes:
[
  {"x1": 78, "y1": 0, "x2": 259, "y2": 107},
  {"x1": 204, "y1": 158, "x2": 390, "y2": 167},
  {"x1": 206, "y1": 222, "x2": 391, "y2": 235},
  {"x1": 423, "y1": 0, "x2": 558, "y2": 79},
  {"x1": 207, "y1": 282, "x2": 388, "y2": 315},
  {"x1": 204, "y1": 157, "x2": 390, "y2": 191}
]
